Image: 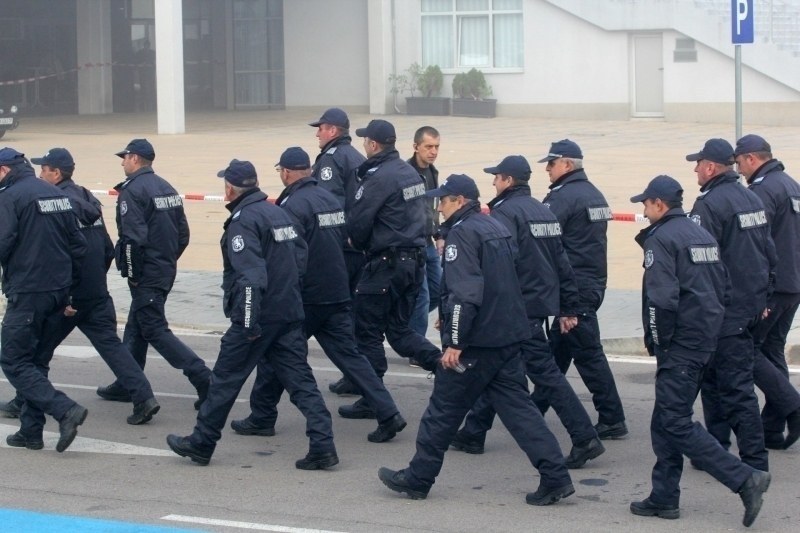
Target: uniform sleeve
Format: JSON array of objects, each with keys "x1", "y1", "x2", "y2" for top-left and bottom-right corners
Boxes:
[
  {"x1": 177, "y1": 207, "x2": 190, "y2": 258},
  {"x1": 0, "y1": 200, "x2": 19, "y2": 264},
  {"x1": 65, "y1": 212, "x2": 88, "y2": 293},
  {"x1": 115, "y1": 189, "x2": 147, "y2": 281},
  {"x1": 643, "y1": 237, "x2": 678, "y2": 350},
  {"x1": 691, "y1": 200, "x2": 724, "y2": 244},
  {"x1": 347, "y1": 179, "x2": 390, "y2": 251},
  {"x1": 555, "y1": 239, "x2": 580, "y2": 315},
  {"x1": 441, "y1": 228, "x2": 483, "y2": 349},
  {"x1": 226, "y1": 220, "x2": 267, "y2": 337}
]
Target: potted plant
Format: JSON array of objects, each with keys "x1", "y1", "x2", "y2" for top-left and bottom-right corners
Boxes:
[
  {"x1": 451, "y1": 68, "x2": 496, "y2": 118},
  {"x1": 389, "y1": 63, "x2": 450, "y2": 116}
]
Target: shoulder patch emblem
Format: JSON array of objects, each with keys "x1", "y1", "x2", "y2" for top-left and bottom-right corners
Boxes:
[
  {"x1": 644, "y1": 249, "x2": 654, "y2": 269},
  {"x1": 445, "y1": 244, "x2": 458, "y2": 262},
  {"x1": 321, "y1": 167, "x2": 333, "y2": 181},
  {"x1": 690, "y1": 214, "x2": 701, "y2": 225},
  {"x1": 120, "y1": 200, "x2": 128, "y2": 216},
  {"x1": 231, "y1": 235, "x2": 245, "y2": 252},
  {"x1": 355, "y1": 185, "x2": 364, "y2": 201}
]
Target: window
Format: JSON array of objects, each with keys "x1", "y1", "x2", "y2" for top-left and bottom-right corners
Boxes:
[{"x1": 421, "y1": 0, "x2": 523, "y2": 70}]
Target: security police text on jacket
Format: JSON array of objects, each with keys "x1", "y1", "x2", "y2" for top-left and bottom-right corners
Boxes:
[
  {"x1": 690, "y1": 169, "x2": 777, "y2": 335},
  {"x1": 408, "y1": 154, "x2": 440, "y2": 243},
  {"x1": 222, "y1": 186, "x2": 307, "y2": 338},
  {"x1": 309, "y1": 108, "x2": 366, "y2": 211},
  {"x1": 0, "y1": 152, "x2": 87, "y2": 296},
  {"x1": 114, "y1": 141, "x2": 190, "y2": 291}
]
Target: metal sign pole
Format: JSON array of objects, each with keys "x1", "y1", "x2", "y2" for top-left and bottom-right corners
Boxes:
[{"x1": 735, "y1": 44, "x2": 742, "y2": 141}]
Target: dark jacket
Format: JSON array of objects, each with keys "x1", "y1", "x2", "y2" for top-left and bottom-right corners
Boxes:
[
  {"x1": 276, "y1": 176, "x2": 350, "y2": 305},
  {"x1": 347, "y1": 148, "x2": 427, "y2": 255},
  {"x1": 690, "y1": 171, "x2": 777, "y2": 334},
  {"x1": 114, "y1": 166, "x2": 190, "y2": 291},
  {"x1": 221, "y1": 189, "x2": 306, "y2": 337},
  {"x1": 312, "y1": 135, "x2": 366, "y2": 212},
  {"x1": 488, "y1": 184, "x2": 579, "y2": 318},
  {"x1": 635, "y1": 208, "x2": 727, "y2": 355},
  {"x1": 542, "y1": 169, "x2": 611, "y2": 296},
  {"x1": 0, "y1": 162, "x2": 87, "y2": 296},
  {"x1": 57, "y1": 178, "x2": 115, "y2": 303},
  {"x1": 746, "y1": 159, "x2": 800, "y2": 294},
  {"x1": 407, "y1": 156, "x2": 440, "y2": 241},
  {"x1": 439, "y1": 202, "x2": 530, "y2": 349}
]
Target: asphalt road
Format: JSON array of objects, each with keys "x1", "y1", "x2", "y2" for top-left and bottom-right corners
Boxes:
[{"x1": 1, "y1": 331, "x2": 798, "y2": 533}]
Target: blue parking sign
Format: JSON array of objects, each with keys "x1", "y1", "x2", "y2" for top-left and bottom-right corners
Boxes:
[{"x1": 732, "y1": 0, "x2": 754, "y2": 44}]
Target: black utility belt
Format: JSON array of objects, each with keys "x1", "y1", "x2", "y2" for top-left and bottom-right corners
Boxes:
[{"x1": 371, "y1": 247, "x2": 423, "y2": 261}]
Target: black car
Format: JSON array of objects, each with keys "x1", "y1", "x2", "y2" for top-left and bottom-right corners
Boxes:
[{"x1": 0, "y1": 102, "x2": 20, "y2": 139}]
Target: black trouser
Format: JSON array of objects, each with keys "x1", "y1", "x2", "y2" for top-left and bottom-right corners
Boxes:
[
  {"x1": 460, "y1": 317, "x2": 596, "y2": 446},
  {"x1": 649, "y1": 345, "x2": 753, "y2": 508},
  {"x1": 189, "y1": 321, "x2": 334, "y2": 455},
  {"x1": 0, "y1": 290, "x2": 78, "y2": 438},
  {"x1": 353, "y1": 250, "x2": 441, "y2": 378},
  {"x1": 406, "y1": 344, "x2": 571, "y2": 491},
  {"x1": 247, "y1": 302, "x2": 401, "y2": 425},
  {"x1": 540, "y1": 289, "x2": 626, "y2": 426},
  {"x1": 116, "y1": 285, "x2": 210, "y2": 390},
  {"x1": 700, "y1": 327, "x2": 768, "y2": 471}
]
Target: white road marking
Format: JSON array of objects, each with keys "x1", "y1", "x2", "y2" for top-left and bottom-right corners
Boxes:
[
  {"x1": 161, "y1": 515, "x2": 348, "y2": 533},
  {"x1": 0, "y1": 423, "x2": 173, "y2": 456}
]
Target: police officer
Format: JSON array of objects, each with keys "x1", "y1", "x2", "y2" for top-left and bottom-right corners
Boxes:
[
  {"x1": 25, "y1": 148, "x2": 159, "y2": 425},
  {"x1": 308, "y1": 107, "x2": 367, "y2": 395},
  {"x1": 408, "y1": 126, "x2": 442, "y2": 339},
  {"x1": 0, "y1": 147, "x2": 88, "y2": 453},
  {"x1": 735, "y1": 134, "x2": 800, "y2": 449},
  {"x1": 536, "y1": 139, "x2": 627, "y2": 439},
  {"x1": 97, "y1": 139, "x2": 211, "y2": 409},
  {"x1": 167, "y1": 160, "x2": 338, "y2": 469},
  {"x1": 230, "y1": 147, "x2": 406, "y2": 443},
  {"x1": 378, "y1": 174, "x2": 573, "y2": 506},
  {"x1": 451, "y1": 156, "x2": 604, "y2": 469},
  {"x1": 629, "y1": 175, "x2": 769, "y2": 527},
  {"x1": 687, "y1": 138, "x2": 774, "y2": 472},
  {"x1": 341, "y1": 119, "x2": 442, "y2": 419}
]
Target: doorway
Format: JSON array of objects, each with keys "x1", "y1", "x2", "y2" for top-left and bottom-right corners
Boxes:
[{"x1": 631, "y1": 34, "x2": 664, "y2": 117}]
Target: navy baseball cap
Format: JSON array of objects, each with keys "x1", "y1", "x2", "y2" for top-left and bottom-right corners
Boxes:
[
  {"x1": 685, "y1": 138, "x2": 734, "y2": 165},
  {"x1": 31, "y1": 148, "x2": 75, "y2": 170},
  {"x1": 483, "y1": 155, "x2": 532, "y2": 180},
  {"x1": 537, "y1": 139, "x2": 583, "y2": 163},
  {"x1": 355, "y1": 119, "x2": 397, "y2": 144},
  {"x1": 308, "y1": 107, "x2": 350, "y2": 129},
  {"x1": 425, "y1": 173, "x2": 480, "y2": 201},
  {"x1": 277, "y1": 147, "x2": 311, "y2": 170},
  {"x1": 217, "y1": 159, "x2": 258, "y2": 187},
  {"x1": 115, "y1": 138, "x2": 156, "y2": 161},
  {"x1": 630, "y1": 175, "x2": 683, "y2": 203},
  {"x1": 0, "y1": 147, "x2": 25, "y2": 166},
  {"x1": 734, "y1": 134, "x2": 772, "y2": 156}
]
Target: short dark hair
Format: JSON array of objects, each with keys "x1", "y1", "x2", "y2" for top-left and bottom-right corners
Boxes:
[
  {"x1": 60, "y1": 167, "x2": 74, "y2": 181},
  {"x1": 663, "y1": 199, "x2": 682, "y2": 209},
  {"x1": 414, "y1": 126, "x2": 440, "y2": 144}
]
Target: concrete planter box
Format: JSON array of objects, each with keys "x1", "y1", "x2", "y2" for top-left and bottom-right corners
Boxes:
[
  {"x1": 406, "y1": 96, "x2": 451, "y2": 116},
  {"x1": 452, "y1": 98, "x2": 497, "y2": 118}
]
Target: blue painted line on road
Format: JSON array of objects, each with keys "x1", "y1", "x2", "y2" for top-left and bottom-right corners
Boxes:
[{"x1": 0, "y1": 509, "x2": 207, "y2": 533}]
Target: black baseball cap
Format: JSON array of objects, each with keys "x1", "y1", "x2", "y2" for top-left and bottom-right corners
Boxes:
[
  {"x1": 0, "y1": 147, "x2": 25, "y2": 166},
  {"x1": 217, "y1": 159, "x2": 258, "y2": 187},
  {"x1": 355, "y1": 119, "x2": 397, "y2": 144},
  {"x1": 277, "y1": 147, "x2": 311, "y2": 170},
  {"x1": 31, "y1": 147, "x2": 75, "y2": 170},
  {"x1": 483, "y1": 155, "x2": 531, "y2": 180},
  {"x1": 685, "y1": 138, "x2": 734, "y2": 165},
  {"x1": 537, "y1": 139, "x2": 583, "y2": 163},
  {"x1": 425, "y1": 173, "x2": 480, "y2": 201},
  {"x1": 734, "y1": 134, "x2": 772, "y2": 157},
  {"x1": 630, "y1": 175, "x2": 683, "y2": 203},
  {"x1": 115, "y1": 138, "x2": 156, "y2": 161},
  {"x1": 308, "y1": 107, "x2": 350, "y2": 129}
]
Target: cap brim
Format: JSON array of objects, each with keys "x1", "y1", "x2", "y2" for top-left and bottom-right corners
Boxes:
[
  {"x1": 537, "y1": 155, "x2": 559, "y2": 163},
  {"x1": 685, "y1": 152, "x2": 703, "y2": 162},
  {"x1": 483, "y1": 166, "x2": 501, "y2": 174},
  {"x1": 354, "y1": 127, "x2": 369, "y2": 138},
  {"x1": 630, "y1": 193, "x2": 648, "y2": 203},
  {"x1": 425, "y1": 189, "x2": 450, "y2": 198},
  {"x1": 308, "y1": 120, "x2": 323, "y2": 127},
  {"x1": 30, "y1": 157, "x2": 46, "y2": 165}
]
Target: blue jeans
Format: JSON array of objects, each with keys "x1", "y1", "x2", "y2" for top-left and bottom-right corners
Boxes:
[{"x1": 410, "y1": 243, "x2": 442, "y2": 336}]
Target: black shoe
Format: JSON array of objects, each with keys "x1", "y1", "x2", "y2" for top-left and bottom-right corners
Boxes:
[
  {"x1": 194, "y1": 378, "x2": 210, "y2": 410},
  {"x1": 127, "y1": 397, "x2": 160, "y2": 425},
  {"x1": 630, "y1": 498, "x2": 680, "y2": 519},
  {"x1": 690, "y1": 458, "x2": 704, "y2": 471},
  {"x1": 230, "y1": 417, "x2": 276, "y2": 436},
  {"x1": 594, "y1": 421, "x2": 628, "y2": 440},
  {"x1": 57, "y1": 404, "x2": 88, "y2": 453},
  {"x1": 368, "y1": 413, "x2": 407, "y2": 443},
  {"x1": 96, "y1": 382, "x2": 132, "y2": 403},
  {"x1": 378, "y1": 467, "x2": 429, "y2": 500},
  {"x1": 0, "y1": 397, "x2": 22, "y2": 418},
  {"x1": 6, "y1": 431, "x2": 44, "y2": 450},
  {"x1": 295, "y1": 451, "x2": 339, "y2": 470},
  {"x1": 328, "y1": 377, "x2": 359, "y2": 396},
  {"x1": 565, "y1": 437, "x2": 605, "y2": 469},
  {"x1": 408, "y1": 358, "x2": 422, "y2": 369},
  {"x1": 764, "y1": 431, "x2": 785, "y2": 450},
  {"x1": 739, "y1": 469, "x2": 771, "y2": 527},
  {"x1": 450, "y1": 430, "x2": 484, "y2": 454},
  {"x1": 525, "y1": 483, "x2": 575, "y2": 506},
  {"x1": 338, "y1": 398, "x2": 376, "y2": 419},
  {"x1": 783, "y1": 409, "x2": 800, "y2": 450},
  {"x1": 166, "y1": 434, "x2": 212, "y2": 466}
]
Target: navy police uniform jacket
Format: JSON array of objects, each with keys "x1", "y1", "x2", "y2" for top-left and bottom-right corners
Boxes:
[
  {"x1": 635, "y1": 208, "x2": 727, "y2": 355},
  {"x1": 542, "y1": 169, "x2": 612, "y2": 294},
  {"x1": 488, "y1": 184, "x2": 579, "y2": 318},
  {"x1": 439, "y1": 202, "x2": 529, "y2": 349},
  {"x1": 0, "y1": 162, "x2": 87, "y2": 296},
  {"x1": 58, "y1": 179, "x2": 115, "y2": 302},
  {"x1": 276, "y1": 176, "x2": 350, "y2": 305},
  {"x1": 347, "y1": 148, "x2": 428, "y2": 255},
  {"x1": 746, "y1": 159, "x2": 800, "y2": 294},
  {"x1": 114, "y1": 166, "x2": 190, "y2": 291},
  {"x1": 222, "y1": 189, "x2": 306, "y2": 337},
  {"x1": 312, "y1": 135, "x2": 366, "y2": 211},
  {"x1": 407, "y1": 157, "x2": 440, "y2": 241},
  {"x1": 690, "y1": 171, "x2": 777, "y2": 334}
]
